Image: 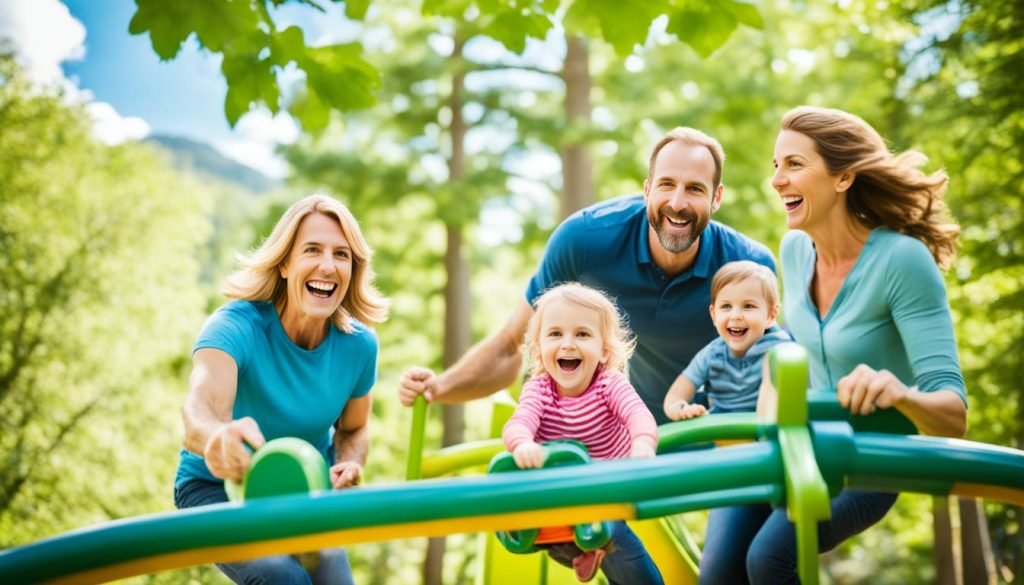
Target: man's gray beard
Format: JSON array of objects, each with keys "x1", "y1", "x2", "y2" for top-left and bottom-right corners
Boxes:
[
  {"x1": 656, "y1": 229, "x2": 698, "y2": 253},
  {"x1": 650, "y1": 211, "x2": 709, "y2": 253}
]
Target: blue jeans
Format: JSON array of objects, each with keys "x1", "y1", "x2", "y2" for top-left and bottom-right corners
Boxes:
[
  {"x1": 699, "y1": 490, "x2": 897, "y2": 584},
  {"x1": 545, "y1": 520, "x2": 664, "y2": 585},
  {"x1": 174, "y1": 479, "x2": 355, "y2": 585}
]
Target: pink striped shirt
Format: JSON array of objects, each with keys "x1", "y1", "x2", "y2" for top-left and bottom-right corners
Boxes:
[{"x1": 503, "y1": 369, "x2": 658, "y2": 461}]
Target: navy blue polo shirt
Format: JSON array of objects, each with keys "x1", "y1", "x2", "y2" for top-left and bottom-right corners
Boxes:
[{"x1": 525, "y1": 194, "x2": 776, "y2": 424}]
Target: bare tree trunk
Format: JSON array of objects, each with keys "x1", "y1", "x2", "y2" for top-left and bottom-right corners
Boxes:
[
  {"x1": 423, "y1": 33, "x2": 470, "y2": 585},
  {"x1": 958, "y1": 498, "x2": 996, "y2": 585},
  {"x1": 934, "y1": 496, "x2": 960, "y2": 585},
  {"x1": 560, "y1": 35, "x2": 594, "y2": 220}
]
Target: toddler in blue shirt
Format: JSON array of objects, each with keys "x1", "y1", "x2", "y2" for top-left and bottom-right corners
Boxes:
[{"x1": 663, "y1": 261, "x2": 790, "y2": 420}]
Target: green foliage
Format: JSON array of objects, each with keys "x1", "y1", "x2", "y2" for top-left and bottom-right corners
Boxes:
[
  {"x1": 895, "y1": 0, "x2": 1024, "y2": 579},
  {"x1": 130, "y1": 0, "x2": 379, "y2": 128},
  {"x1": 0, "y1": 54, "x2": 210, "y2": 549},
  {"x1": 131, "y1": 0, "x2": 762, "y2": 128},
  {"x1": 667, "y1": 0, "x2": 764, "y2": 57}
]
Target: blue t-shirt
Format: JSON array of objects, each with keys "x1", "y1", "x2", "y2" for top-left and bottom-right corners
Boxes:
[
  {"x1": 682, "y1": 327, "x2": 792, "y2": 413},
  {"x1": 780, "y1": 229, "x2": 966, "y2": 403},
  {"x1": 175, "y1": 300, "x2": 379, "y2": 487},
  {"x1": 526, "y1": 194, "x2": 776, "y2": 424}
]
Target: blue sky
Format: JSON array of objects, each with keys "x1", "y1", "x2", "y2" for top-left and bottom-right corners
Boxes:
[
  {"x1": 2, "y1": 0, "x2": 566, "y2": 192},
  {"x1": 0, "y1": 0, "x2": 359, "y2": 177},
  {"x1": 60, "y1": 0, "x2": 233, "y2": 145}
]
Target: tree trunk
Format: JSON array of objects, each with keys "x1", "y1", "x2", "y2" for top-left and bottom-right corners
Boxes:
[
  {"x1": 423, "y1": 33, "x2": 470, "y2": 585},
  {"x1": 958, "y1": 498, "x2": 995, "y2": 585},
  {"x1": 933, "y1": 496, "x2": 960, "y2": 585},
  {"x1": 560, "y1": 35, "x2": 594, "y2": 220}
]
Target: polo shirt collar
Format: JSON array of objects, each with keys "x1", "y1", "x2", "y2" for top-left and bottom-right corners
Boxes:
[
  {"x1": 637, "y1": 209, "x2": 654, "y2": 265},
  {"x1": 637, "y1": 213, "x2": 718, "y2": 280}
]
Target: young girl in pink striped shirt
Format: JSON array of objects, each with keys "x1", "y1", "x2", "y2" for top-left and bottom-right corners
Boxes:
[{"x1": 502, "y1": 283, "x2": 663, "y2": 584}]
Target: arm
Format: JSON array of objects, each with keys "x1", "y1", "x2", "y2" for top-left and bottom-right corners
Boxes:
[
  {"x1": 398, "y1": 297, "x2": 533, "y2": 405},
  {"x1": 605, "y1": 372, "x2": 658, "y2": 457},
  {"x1": 330, "y1": 394, "x2": 371, "y2": 489},
  {"x1": 182, "y1": 348, "x2": 265, "y2": 481},
  {"x1": 838, "y1": 240, "x2": 967, "y2": 437},
  {"x1": 502, "y1": 379, "x2": 547, "y2": 468},
  {"x1": 837, "y1": 365, "x2": 966, "y2": 437},
  {"x1": 663, "y1": 373, "x2": 707, "y2": 421}
]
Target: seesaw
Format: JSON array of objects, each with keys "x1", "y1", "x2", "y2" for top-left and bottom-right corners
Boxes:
[{"x1": 1, "y1": 343, "x2": 1021, "y2": 584}]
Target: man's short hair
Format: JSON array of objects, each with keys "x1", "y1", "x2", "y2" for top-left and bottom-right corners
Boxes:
[{"x1": 647, "y1": 127, "x2": 726, "y2": 189}]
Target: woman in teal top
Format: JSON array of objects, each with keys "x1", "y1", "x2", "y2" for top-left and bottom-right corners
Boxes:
[
  {"x1": 700, "y1": 106, "x2": 967, "y2": 585},
  {"x1": 174, "y1": 194, "x2": 390, "y2": 585}
]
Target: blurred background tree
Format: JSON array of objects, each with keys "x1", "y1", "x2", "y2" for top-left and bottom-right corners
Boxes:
[{"x1": 1, "y1": 0, "x2": 1020, "y2": 583}]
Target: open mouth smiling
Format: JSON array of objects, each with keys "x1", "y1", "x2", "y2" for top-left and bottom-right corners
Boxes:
[
  {"x1": 782, "y1": 195, "x2": 803, "y2": 211},
  {"x1": 306, "y1": 280, "x2": 338, "y2": 299},
  {"x1": 557, "y1": 358, "x2": 582, "y2": 372},
  {"x1": 727, "y1": 327, "x2": 748, "y2": 338}
]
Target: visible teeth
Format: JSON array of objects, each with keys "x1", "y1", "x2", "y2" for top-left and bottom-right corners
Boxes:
[
  {"x1": 782, "y1": 196, "x2": 803, "y2": 204},
  {"x1": 667, "y1": 217, "x2": 689, "y2": 225},
  {"x1": 308, "y1": 281, "x2": 336, "y2": 291}
]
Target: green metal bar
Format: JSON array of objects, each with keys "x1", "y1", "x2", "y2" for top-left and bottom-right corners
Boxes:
[
  {"x1": 657, "y1": 413, "x2": 764, "y2": 452},
  {"x1": 420, "y1": 439, "x2": 506, "y2": 479},
  {"x1": 0, "y1": 444, "x2": 783, "y2": 584},
  {"x1": 635, "y1": 484, "x2": 782, "y2": 519},
  {"x1": 405, "y1": 395, "x2": 427, "y2": 480},
  {"x1": 807, "y1": 392, "x2": 917, "y2": 434},
  {"x1": 771, "y1": 343, "x2": 830, "y2": 585},
  {"x1": 845, "y1": 434, "x2": 1024, "y2": 499}
]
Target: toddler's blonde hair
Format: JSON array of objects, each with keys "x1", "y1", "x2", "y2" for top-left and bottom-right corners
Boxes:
[{"x1": 710, "y1": 261, "x2": 779, "y2": 308}]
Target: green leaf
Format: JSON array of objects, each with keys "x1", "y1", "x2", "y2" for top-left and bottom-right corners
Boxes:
[
  {"x1": 480, "y1": 9, "x2": 553, "y2": 54},
  {"x1": 345, "y1": 0, "x2": 371, "y2": 20},
  {"x1": 128, "y1": 0, "x2": 195, "y2": 60},
  {"x1": 221, "y1": 54, "x2": 279, "y2": 125},
  {"x1": 271, "y1": 25, "x2": 306, "y2": 66},
  {"x1": 289, "y1": 90, "x2": 331, "y2": 134},
  {"x1": 191, "y1": 0, "x2": 265, "y2": 54},
  {"x1": 667, "y1": 3, "x2": 740, "y2": 58},
  {"x1": 304, "y1": 43, "x2": 380, "y2": 112},
  {"x1": 565, "y1": 0, "x2": 666, "y2": 56},
  {"x1": 724, "y1": 0, "x2": 764, "y2": 29},
  {"x1": 422, "y1": 0, "x2": 471, "y2": 17}
]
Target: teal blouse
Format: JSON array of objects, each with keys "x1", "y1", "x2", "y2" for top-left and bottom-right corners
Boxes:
[{"x1": 780, "y1": 229, "x2": 966, "y2": 404}]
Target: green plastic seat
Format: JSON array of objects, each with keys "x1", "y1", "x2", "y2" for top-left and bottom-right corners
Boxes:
[
  {"x1": 487, "y1": 441, "x2": 614, "y2": 554},
  {"x1": 225, "y1": 437, "x2": 330, "y2": 502}
]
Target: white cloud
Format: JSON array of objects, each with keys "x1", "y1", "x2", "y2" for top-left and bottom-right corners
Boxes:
[
  {"x1": 0, "y1": 0, "x2": 85, "y2": 84},
  {"x1": 87, "y1": 101, "x2": 150, "y2": 145},
  {"x1": 0, "y1": 0, "x2": 151, "y2": 144},
  {"x1": 214, "y1": 109, "x2": 299, "y2": 178}
]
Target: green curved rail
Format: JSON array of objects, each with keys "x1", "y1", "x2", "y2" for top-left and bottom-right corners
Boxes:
[
  {"x1": 4, "y1": 345, "x2": 1023, "y2": 584},
  {"x1": 0, "y1": 443, "x2": 785, "y2": 584},
  {"x1": 1, "y1": 431, "x2": 1022, "y2": 584}
]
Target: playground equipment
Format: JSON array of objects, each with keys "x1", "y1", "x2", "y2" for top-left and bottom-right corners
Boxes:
[
  {"x1": 1, "y1": 343, "x2": 1022, "y2": 584},
  {"x1": 487, "y1": 441, "x2": 614, "y2": 556}
]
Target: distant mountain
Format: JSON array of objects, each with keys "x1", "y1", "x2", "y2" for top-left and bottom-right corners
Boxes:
[{"x1": 145, "y1": 134, "x2": 280, "y2": 194}]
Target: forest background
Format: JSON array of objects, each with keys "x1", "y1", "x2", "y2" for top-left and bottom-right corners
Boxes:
[{"x1": 1, "y1": 0, "x2": 1021, "y2": 583}]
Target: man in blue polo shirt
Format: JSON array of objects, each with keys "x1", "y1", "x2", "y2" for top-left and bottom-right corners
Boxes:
[{"x1": 398, "y1": 127, "x2": 775, "y2": 424}]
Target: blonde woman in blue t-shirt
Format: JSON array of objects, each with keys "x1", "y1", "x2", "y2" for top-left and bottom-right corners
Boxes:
[
  {"x1": 175, "y1": 194, "x2": 389, "y2": 585},
  {"x1": 699, "y1": 106, "x2": 967, "y2": 585}
]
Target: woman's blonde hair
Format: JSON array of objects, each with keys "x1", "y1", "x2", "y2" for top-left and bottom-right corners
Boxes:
[
  {"x1": 223, "y1": 193, "x2": 389, "y2": 332},
  {"x1": 525, "y1": 283, "x2": 636, "y2": 377},
  {"x1": 781, "y1": 106, "x2": 959, "y2": 269},
  {"x1": 710, "y1": 261, "x2": 779, "y2": 308}
]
